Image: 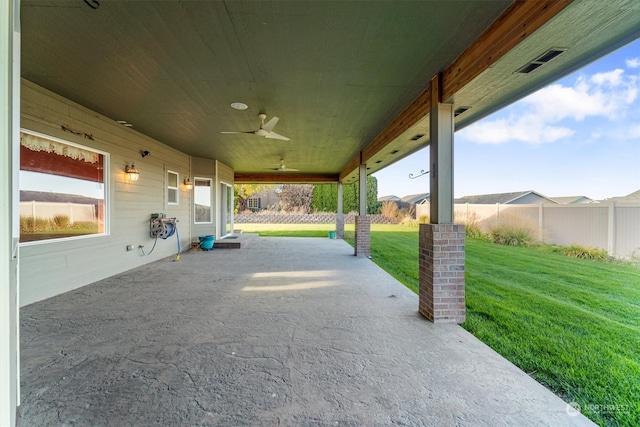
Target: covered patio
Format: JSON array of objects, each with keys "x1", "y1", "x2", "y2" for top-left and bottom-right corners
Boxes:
[
  {"x1": 19, "y1": 237, "x2": 594, "y2": 426},
  {"x1": 2, "y1": 1, "x2": 640, "y2": 425}
]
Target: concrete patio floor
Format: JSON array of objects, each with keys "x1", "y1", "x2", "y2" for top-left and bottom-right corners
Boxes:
[{"x1": 19, "y1": 237, "x2": 595, "y2": 426}]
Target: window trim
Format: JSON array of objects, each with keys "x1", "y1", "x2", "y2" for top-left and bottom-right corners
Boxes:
[
  {"x1": 194, "y1": 177, "x2": 213, "y2": 224},
  {"x1": 167, "y1": 170, "x2": 179, "y2": 206},
  {"x1": 19, "y1": 129, "x2": 110, "y2": 246},
  {"x1": 247, "y1": 197, "x2": 260, "y2": 209}
]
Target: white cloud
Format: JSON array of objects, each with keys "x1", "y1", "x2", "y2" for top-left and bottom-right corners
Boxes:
[
  {"x1": 626, "y1": 57, "x2": 640, "y2": 69},
  {"x1": 461, "y1": 67, "x2": 640, "y2": 145},
  {"x1": 462, "y1": 116, "x2": 574, "y2": 145},
  {"x1": 590, "y1": 69, "x2": 624, "y2": 86}
]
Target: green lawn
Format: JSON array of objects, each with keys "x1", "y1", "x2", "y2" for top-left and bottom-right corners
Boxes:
[{"x1": 239, "y1": 223, "x2": 640, "y2": 426}]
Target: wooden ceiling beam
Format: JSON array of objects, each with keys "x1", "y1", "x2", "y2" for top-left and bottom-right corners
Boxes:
[
  {"x1": 234, "y1": 173, "x2": 340, "y2": 184},
  {"x1": 442, "y1": 0, "x2": 574, "y2": 100},
  {"x1": 339, "y1": 155, "x2": 362, "y2": 182},
  {"x1": 339, "y1": 0, "x2": 574, "y2": 181}
]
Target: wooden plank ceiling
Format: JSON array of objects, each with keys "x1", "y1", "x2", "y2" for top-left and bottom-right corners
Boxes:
[{"x1": 20, "y1": 0, "x2": 640, "y2": 184}]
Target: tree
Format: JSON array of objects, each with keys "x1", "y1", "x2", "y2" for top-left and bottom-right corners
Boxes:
[
  {"x1": 310, "y1": 176, "x2": 380, "y2": 213},
  {"x1": 278, "y1": 184, "x2": 314, "y2": 213}
]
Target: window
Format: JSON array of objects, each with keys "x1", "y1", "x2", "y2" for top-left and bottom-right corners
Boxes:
[
  {"x1": 19, "y1": 130, "x2": 108, "y2": 243},
  {"x1": 167, "y1": 170, "x2": 179, "y2": 205},
  {"x1": 247, "y1": 197, "x2": 260, "y2": 210},
  {"x1": 194, "y1": 178, "x2": 212, "y2": 223}
]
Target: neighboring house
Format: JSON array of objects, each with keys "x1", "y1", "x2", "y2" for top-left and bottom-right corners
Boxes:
[
  {"x1": 605, "y1": 189, "x2": 640, "y2": 202},
  {"x1": 551, "y1": 196, "x2": 598, "y2": 204},
  {"x1": 246, "y1": 188, "x2": 281, "y2": 211},
  {"x1": 454, "y1": 190, "x2": 557, "y2": 205},
  {"x1": 378, "y1": 195, "x2": 401, "y2": 203},
  {"x1": 20, "y1": 190, "x2": 101, "y2": 206},
  {"x1": 401, "y1": 193, "x2": 430, "y2": 206},
  {"x1": 382, "y1": 193, "x2": 430, "y2": 218}
]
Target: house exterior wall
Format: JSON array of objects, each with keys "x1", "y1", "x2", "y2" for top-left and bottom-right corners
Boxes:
[{"x1": 19, "y1": 80, "x2": 194, "y2": 306}]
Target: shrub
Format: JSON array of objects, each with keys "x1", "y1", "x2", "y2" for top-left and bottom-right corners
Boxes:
[
  {"x1": 53, "y1": 215, "x2": 70, "y2": 229},
  {"x1": 20, "y1": 216, "x2": 54, "y2": 233},
  {"x1": 399, "y1": 217, "x2": 419, "y2": 228},
  {"x1": 562, "y1": 244, "x2": 609, "y2": 261},
  {"x1": 455, "y1": 211, "x2": 490, "y2": 241},
  {"x1": 380, "y1": 201, "x2": 399, "y2": 221},
  {"x1": 418, "y1": 215, "x2": 429, "y2": 224},
  {"x1": 488, "y1": 214, "x2": 537, "y2": 246}
]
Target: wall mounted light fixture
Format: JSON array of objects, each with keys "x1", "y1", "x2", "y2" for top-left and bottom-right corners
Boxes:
[
  {"x1": 125, "y1": 163, "x2": 140, "y2": 182},
  {"x1": 184, "y1": 177, "x2": 193, "y2": 190}
]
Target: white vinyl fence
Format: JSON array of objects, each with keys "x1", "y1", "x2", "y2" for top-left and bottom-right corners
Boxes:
[
  {"x1": 417, "y1": 202, "x2": 640, "y2": 259},
  {"x1": 20, "y1": 201, "x2": 97, "y2": 223}
]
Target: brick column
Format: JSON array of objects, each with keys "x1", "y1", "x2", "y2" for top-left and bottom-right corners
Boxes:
[
  {"x1": 419, "y1": 223, "x2": 465, "y2": 323},
  {"x1": 355, "y1": 215, "x2": 370, "y2": 257},
  {"x1": 336, "y1": 213, "x2": 345, "y2": 239}
]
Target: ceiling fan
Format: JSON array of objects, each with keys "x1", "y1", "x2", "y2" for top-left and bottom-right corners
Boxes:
[
  {"x1": 267, "y1": 159, "x2": 299, "y2": 172},
  {"x1": 221, "y1": 113, "x2": 290, "y2": 141}
]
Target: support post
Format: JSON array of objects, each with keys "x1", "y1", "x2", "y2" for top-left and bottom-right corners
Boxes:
[
  {"x1": 607, "y1": 201, "x2": 616, "y2": 258},
  {"x1": 355, "y1": 162, "x2": 370, "y2": 257},
  {"x1": 1, "y1": 1, "x2": 20, "y2": 425},
  {"x1": 419, "y1": 74, "x2": 465, "y2": 323},
  {"x1": 336, "y1": 182, "x2": 344, "y2": 239}
]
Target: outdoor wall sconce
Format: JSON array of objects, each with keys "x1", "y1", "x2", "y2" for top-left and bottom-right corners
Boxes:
[
  {"x1": 184, "y1": 177, "x2": 193, "y2": 190},
  {"x1": 125, "y1": 163, "x2": 140, "y2": 182}
]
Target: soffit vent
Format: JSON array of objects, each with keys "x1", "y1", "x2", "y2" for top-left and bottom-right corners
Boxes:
[
  {"x1": 410, "y1": 134, "x2": 425, "y2": 141},
  {"x1": 516, "y1": 48, "x2": 567, "y2": 74},
  {"x1": 454, "y1": 106, "x2": 470, "y2": 117}
]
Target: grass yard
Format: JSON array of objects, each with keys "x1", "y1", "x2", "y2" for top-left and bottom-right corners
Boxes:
[{"x1": 239, "y1": 223, "x2": 640, "y2": 426}]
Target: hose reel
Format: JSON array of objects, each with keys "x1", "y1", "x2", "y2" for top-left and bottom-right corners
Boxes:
[
  {"x1": 145, "y1": 215, "x2": 181, "y2": 260},
  {"x1": 150, "y1": 218, "x2": 176, "y2": 239}
]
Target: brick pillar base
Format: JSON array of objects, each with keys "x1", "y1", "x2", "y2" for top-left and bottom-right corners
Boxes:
[
  {"x1": 355, "y1": 215, "x2": 370, "y2": 257},
  {"x1": 336, "y1": 213, "x2": 345, "y2": 239},
  {"x1": 419, "y1": 223, "x2": 465, "y2": 323}
]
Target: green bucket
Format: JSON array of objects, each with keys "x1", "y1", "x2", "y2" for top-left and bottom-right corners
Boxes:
[{"x1": 328, "y1": 231, "x2": 336, "y2": 239}]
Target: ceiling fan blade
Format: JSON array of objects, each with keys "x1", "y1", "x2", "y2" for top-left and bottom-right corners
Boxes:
[
  {"x1": 262, "y1": 116, "x2": 279, "y2": 132},
  {"x1": 220, "y1": 131, "x2": 256, "y2": 135},
  {"x1": 266, "y1": 131, "x2": 290, "y2": 141},
  {"x1": 283, "y1": 168, "x2": 299, "y2": 171}
]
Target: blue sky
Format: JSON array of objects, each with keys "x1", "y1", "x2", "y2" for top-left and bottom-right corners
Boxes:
[{"x1": 374, "y1": 39, "x2": 640, "y2": 201}]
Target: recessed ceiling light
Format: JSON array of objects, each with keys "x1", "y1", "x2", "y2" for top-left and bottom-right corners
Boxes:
[{"x1": 230, "y1": 102, "x2": 248, "y2": 110}]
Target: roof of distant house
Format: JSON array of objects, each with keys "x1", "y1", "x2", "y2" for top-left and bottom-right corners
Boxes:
[
  {"x1": 454, "y1": 190, "x2": 556, "y2": 204},
  {"x1": 605, "y1": 189, "x2": 640, "y2": 202},
  {"x1": 550, "y1": 196, "x2": 598, "y2": 204},
  {"x1": 378, "y1": 195, "x2": 400, "y2": 202},
  {"x1": 400, "y1": 193, "x2": 430, "y2": 204},
  {"x1": 20, "y1": 190, "x2": 101, "y2": 205}
]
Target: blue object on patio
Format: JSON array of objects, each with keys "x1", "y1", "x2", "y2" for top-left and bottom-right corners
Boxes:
[
  {"x1": 199, "y1": 235, "x2": 215, "y2": 250},
  {"x1": 328, "y1": 231, "x2": 336, "y2": 239}
]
